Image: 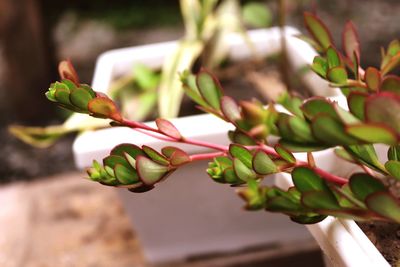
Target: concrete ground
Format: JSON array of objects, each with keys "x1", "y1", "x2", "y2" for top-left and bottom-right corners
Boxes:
[{"x1": 0, "y1": 172, "x2": 324, "y2": 267}]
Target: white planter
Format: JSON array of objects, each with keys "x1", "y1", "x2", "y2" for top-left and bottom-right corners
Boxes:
[
  {"x1": 275, "y1": 147, "x2": 390, "y2": 267},
  {"x1": 73, "y1": 27, "x2": 340, "y2": 264}
]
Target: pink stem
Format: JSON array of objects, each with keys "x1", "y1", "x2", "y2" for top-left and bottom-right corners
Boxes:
[
  {"x1": 133, "y1": 128, "x2": 176, "y2": 142},
  {"x1": 121, "y1": 119, "x2": 159, "y2": 133},
  {"x1": 183, "y1": 138, "x2": 228, "y2": 152},
  {"x1": 121, "y1": 118, "x2": 348, "y2": 185},
  {"x1": 361, "y1": 164, "x2": 375, "y2": 176},
  {"x1": 190, "y1": 151, "x2": 227, "y2": 161},
  {"x1": 122, "y1": 118, "x2": 228, "y2": 151}
]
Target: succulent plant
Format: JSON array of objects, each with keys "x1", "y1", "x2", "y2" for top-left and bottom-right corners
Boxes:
[{"x1": 45, "y1": 13, "x2": 400, "y2": 225}]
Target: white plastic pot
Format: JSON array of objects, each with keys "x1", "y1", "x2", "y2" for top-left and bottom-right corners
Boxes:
[
  {"x1": 275, "y1": 147, "x2": 390, "y2": 267},
  {"x1": 73, "y1": 27, "x2": 341, "y2": 264}
]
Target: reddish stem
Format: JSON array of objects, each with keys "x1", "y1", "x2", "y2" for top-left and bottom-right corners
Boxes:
[
  {"x1": 121, "y1": 119, "x2": 159, "y2": 134},
  {"x1": 120, "y1": 118, "x2": 348, "y2": 185},
  {"x1": 133, "y1": 128, "x2": 176, "y2": 142},
  {"x1": 190, "y1": 151, "x2": 227, "y2": 161},
  {"x1": 122, "y1": 118, "x2": 227, "y2": 151},
  {"x1": 183, "y1": 137, "x2": 228, "y2": 152}
]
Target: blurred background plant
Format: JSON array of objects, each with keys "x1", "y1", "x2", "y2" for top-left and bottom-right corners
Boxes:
[{"x1": 9, "y1": 0, "x2": 272, "y2": 149}]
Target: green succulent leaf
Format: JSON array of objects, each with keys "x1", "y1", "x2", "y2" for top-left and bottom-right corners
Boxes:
[
  {"x1": 70, "y1": 88, "x2": 93, "y2": 111},
  {"x1": 277, "y1": 92, "x2": 304, "y2": 118},
  {"x1": 275, "y1": 144, "x2": 296, "y2": 163},
  {"x1": 196, "y1": 70, "x2": 223, "y2": 110},
  {"x1": 229, "y1": 144, "x2": 253, "y2": 169},
  {"x1": 291, "y1": 214, "x2": 327, "y2": 224},
  {"x1": 114, "y1": 164, "x2": 139, "y2": 184},
  {"x1": 381, "y1": 75, "x2": 400, "y2": 95},
  {"x1": 346, "y1": 145, "x2": 385, "y2": 173},
  {"x1": 103, "y1": 155, "x2": 130, "y2": 170},
  {"x1": 58, "y1": 60, "x2": 79, "y2": 85},
  {"x1": 334, "y1": 147, "x2": 357, "y2": 163},
  {"x1": 111, "y1": 143, "x2": 145, "y2": 160},
  {"x1": 54, "y1": 87, "x2": 71, "y2": 106},
  {"x1": 365, "y1": 67, "x2": 381, "y2": 91},
  {"x1": 388, "y1": 145, "x2": 400, "y2": 161},
  {"x1": 302, "y1": 191, "x2": 340, "y2": 210},
  {"x1": 365, "y1": 92, "x2": 400, "y2": 134},
  {"x1": 311, "y1": 56, "x2": 328, "y2": 78},
  {"x1": 224, "y1": 167, "x2": 241, "y2": 184},
  {"x1": 365, "y1": 192, "x2": 400, "y2": 223},
  {"x1": 221, "y1": 96, "x2": 241, "y2": 122},
  {"x1": 238, "y1": 179, "x2": 266, "y2": 210},
  {"x1": 292, "y1": 166, "x2": 328, "y2": 193},
  {"x1": 326, "y1": 46, "x2": 342, "y2": 68},
  {"x1": 301, "y1": 97, "x2": 338, "y2": 120},
  {"x1": 128, "y1": 184, "x2": 154, "y2": 193},
  {"x1": 381, "y1": 52, "x2": 400, "y2": 75},
  {"x1": 347, "y1": 92, "x2": 367, "y2": 121},
  {"x1": 136, "y1": 156, "x2": 170, "y2": 185},
  {"x1": 334, "y1": 104, "x2": 360, "y2": 125},
  {"x1": 304, "y1": 12, "x2": 333, "y2": 50},
  {"x1": 342, "y1": 21, "x2": 360, "y2": 63},
  {"x1": 349, "y1": 173, "x2": 386, "y2": 201},
  {"x1": 228, "y1": 130, "x2": 257, "y2": 145},
  {"x1": 288, "y1": 116, "x2": 315, "y2": 143},
  {"x1": 279, "y1": 139, "x2": 328, "y2": 152},
  {"x1": 311, "y1": 114, "x2": 358, "y2": 145},
  {"x1": 169, "y1": 149, "x2": 191, "y2": 166},
  {"x1": 327, "y1": 66, "x2": 348, "y2": 84},
  {"x1": 233, "y1": 158, "x2": 256, "y2": 181},
  {"x1": 346, "y1": 123, "x2": 398, "y2": 145},
  {"x1": 88, "y1": 97, "x2": 122, "y2": 121},
  {"x1": 252, "y1": 150, "x2": 277, "y2": 175},
  {"x1": 266, "y1": 196, "x2": 300, "y2": 212},
  {"x1": 142, "y1": 146, "x2": 170, "y2": 166},
  {"x1": 385, "y1": 160, "x2": 400, "y2": 180},
  {"x1": 181, "y1": 72, "x2": 209, "y2": 107}
]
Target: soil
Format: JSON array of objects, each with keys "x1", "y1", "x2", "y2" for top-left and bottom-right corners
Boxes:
[
  {"x1": 358, "y1": 221, "x2": 400, "y2": 266},
  {"x1": 357, "y1": 178, "x2": 400, "y2": 266}
]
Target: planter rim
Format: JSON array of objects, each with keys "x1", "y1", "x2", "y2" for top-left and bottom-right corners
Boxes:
[{"x1": 90, "y1": 26, "x2": 341, "y2": 96}]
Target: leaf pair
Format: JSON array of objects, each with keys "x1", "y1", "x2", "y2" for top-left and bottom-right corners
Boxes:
[
  {"x1": 87, "y1": 143, "x2": 191, "y2": 192},
  {"x1": 311, "y1": 47, "x2": 348, "y2": 85},
  {"x1": 181, "y1": 70, "x2": 224, "y2": 119},
  {"x1": 46, "y1": 61, "x2": 122, "y2": 121}
]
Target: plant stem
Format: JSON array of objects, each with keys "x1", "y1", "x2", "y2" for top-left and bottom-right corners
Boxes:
[
  {"x1": 120, "y1": 118, "x2": 347, "y2": 185},
  {"x1": 121, "y1": 118, "x2": 159, "y2": 133},
  {"x1": 183, "y1": 137, "x2": 227, "y2": 151},
  {"x1": 122, "y1": 118, "x2": 227, "y2": 151},
  {"x1": 190, "y1": 151, "x2": 226, "y2": 161},
  {"x1": 134, "y1": 128, "x2": 176, "y2": 142}
]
